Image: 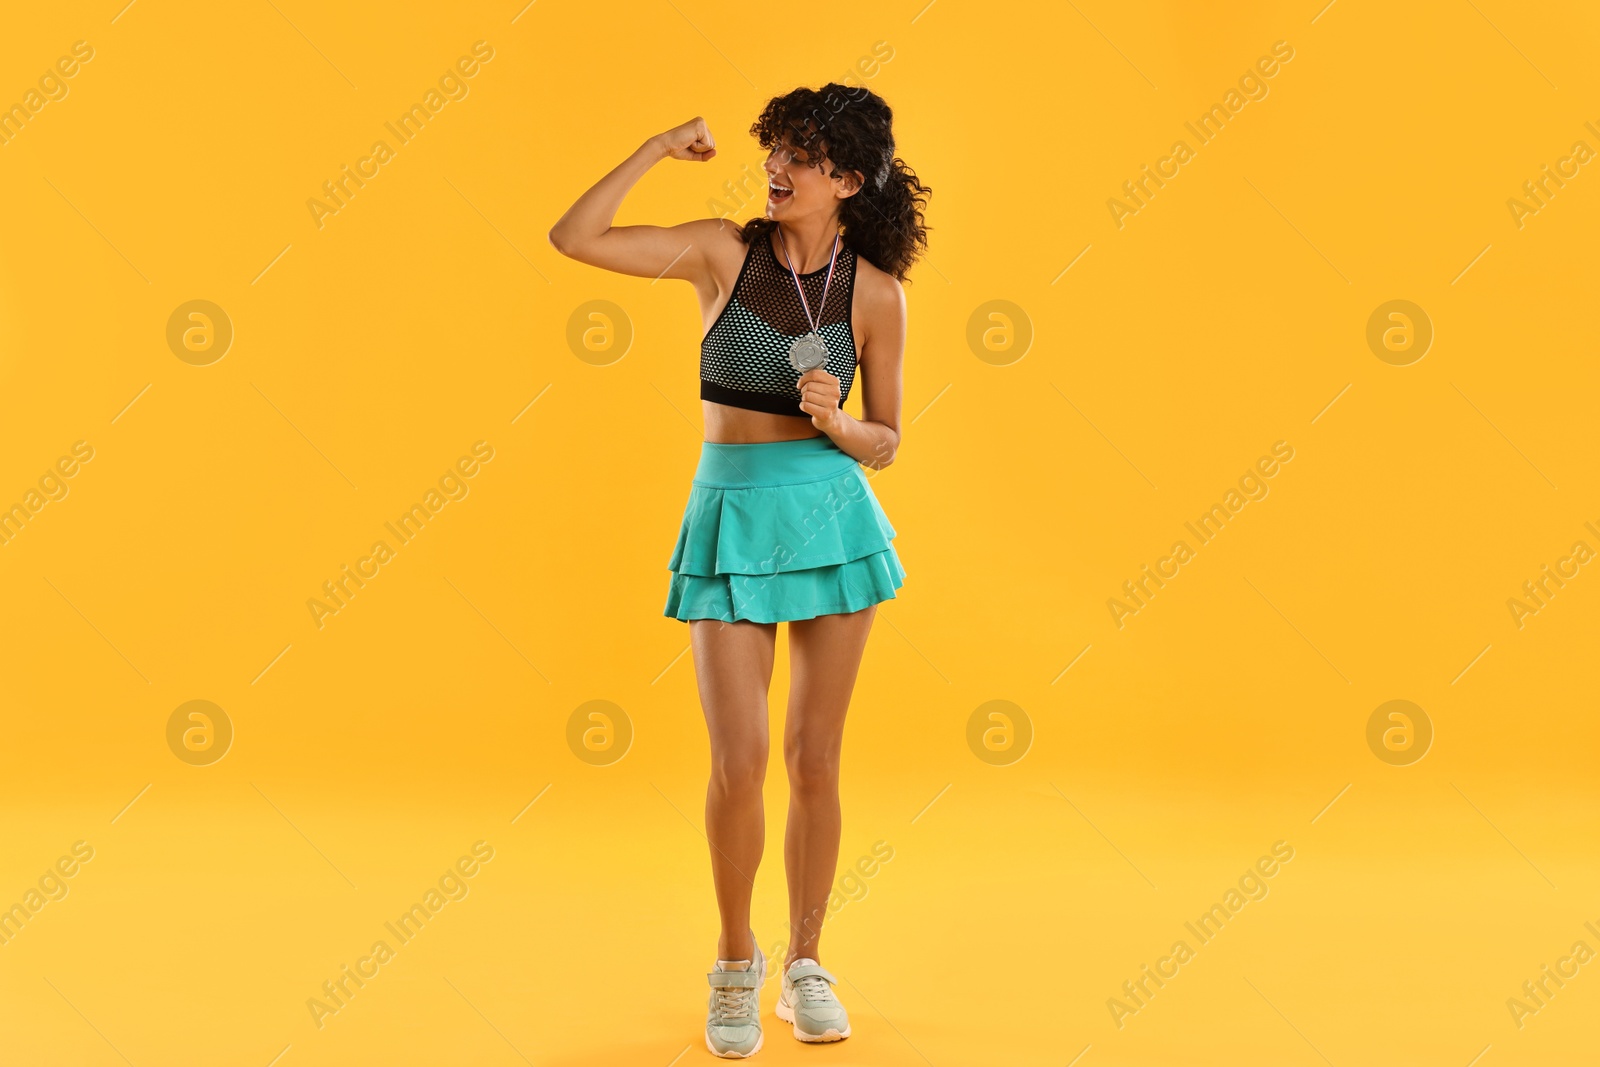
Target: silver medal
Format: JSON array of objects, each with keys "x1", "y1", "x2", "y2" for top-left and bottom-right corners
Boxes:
[
  {"x1": 788, "y1": 332, "x2": 828, "y2": 372},
  {"x1": 776, "y1": 227, "x2": 842, "y2": 379}
]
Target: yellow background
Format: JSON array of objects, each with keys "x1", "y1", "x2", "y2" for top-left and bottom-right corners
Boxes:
[{"x1": 2, "y1": 1, "x2": 1598, "y2": 1064}]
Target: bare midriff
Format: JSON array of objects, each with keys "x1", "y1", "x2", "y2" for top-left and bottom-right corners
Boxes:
[{"x1": 702, "y1": 401, "x2": 826, "y2": 444}]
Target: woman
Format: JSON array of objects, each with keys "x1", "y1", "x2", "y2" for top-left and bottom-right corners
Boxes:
[{"x1": 549, "y1": 84, "x2": 930, "y2": 1058}]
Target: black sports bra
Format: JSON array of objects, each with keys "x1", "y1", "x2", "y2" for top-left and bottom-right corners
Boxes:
[{"x1": 700, "y1": 229, "x2": 858, "y2": 417}]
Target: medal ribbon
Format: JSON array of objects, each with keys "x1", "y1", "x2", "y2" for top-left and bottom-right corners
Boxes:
[{"x1": 775, "y1": 226, "x2": 841, "y2": 338}]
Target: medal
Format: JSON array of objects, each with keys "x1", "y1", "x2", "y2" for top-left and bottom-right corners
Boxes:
[
  {"x1": 775, "y1": 226, "x2": 841, "y2": 378},
  {"x1": 788, "y1": 332, "x2": 828, "y2": 372}
]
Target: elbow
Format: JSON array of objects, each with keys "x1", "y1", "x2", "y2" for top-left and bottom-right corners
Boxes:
[
  {"x1": 864, "y1": 432, "x2": 899, "y2": 470},
  {"x1": 547, "y1": 225, "x2": 573, "y2": 258},
  {"x1": 549, "y1": 223, "x2": 606, "y2": 262},
  {"x1": 548, "y1": 214, "x2": 590, "y2": 258}
]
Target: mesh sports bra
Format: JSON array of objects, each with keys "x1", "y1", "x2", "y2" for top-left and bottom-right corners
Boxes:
[{"x1": 700, "y1": 228, "x2": 858, "y2": 417}]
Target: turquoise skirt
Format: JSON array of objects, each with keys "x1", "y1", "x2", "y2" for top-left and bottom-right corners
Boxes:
[{"x1": 663, "y1": 436, "x2": 906, "y2": 623}]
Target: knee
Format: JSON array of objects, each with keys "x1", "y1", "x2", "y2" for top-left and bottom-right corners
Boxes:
[
  {"x1": 710, "y1": 743, "x2": 767, "y2": 796},
  {"x1": 785, "y1": 741, "x2": 840, "y2": 798}
]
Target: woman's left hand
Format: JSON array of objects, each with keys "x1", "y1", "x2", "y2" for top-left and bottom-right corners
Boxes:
[{"x1": 797, "y1": 368, "x2": 844, "y2": 430}]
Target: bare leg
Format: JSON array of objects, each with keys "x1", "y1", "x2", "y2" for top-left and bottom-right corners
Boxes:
[
  {"x1": 782, "y1": 604, "x2": 877, "y2": 966},
  {"x1": 691, "y1": 618, "x2": 778, "y2": 962}
]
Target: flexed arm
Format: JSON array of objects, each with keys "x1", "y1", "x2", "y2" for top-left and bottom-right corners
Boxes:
[{"x1": 547, "y1": 117, "x2": 724, "y2": 281}]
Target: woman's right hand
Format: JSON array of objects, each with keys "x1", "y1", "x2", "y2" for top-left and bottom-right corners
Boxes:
[{"x1": 655, "y1": 116, "x2": 717, "y2": 162}]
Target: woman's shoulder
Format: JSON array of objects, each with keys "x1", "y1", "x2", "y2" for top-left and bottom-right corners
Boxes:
[
  {"x1": 678, "y1": 217, "x2": 753, "y2": 253},
  {"x1": 849, "y1": 250, "x2": 905, "y2": 320},
  {"x1": 662, "y1": 217, "x2": 754, "y2": 286}
]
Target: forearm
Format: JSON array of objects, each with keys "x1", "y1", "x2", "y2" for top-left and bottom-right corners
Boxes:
[
  {"x1": 548, "y1": 137, "x2": 666, "y2": 252},
  {"x1": 818, "y1": 410, "x2": 899, "y2": 469}
]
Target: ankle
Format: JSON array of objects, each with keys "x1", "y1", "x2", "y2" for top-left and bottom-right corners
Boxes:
[{"x1": 718, "y1": 936, "x2": 754, "y2": 962}]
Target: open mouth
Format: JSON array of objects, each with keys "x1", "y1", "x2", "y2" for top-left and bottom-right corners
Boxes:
[{"x1": 768, "y1": 182, "x2": 793, "y2": 204}]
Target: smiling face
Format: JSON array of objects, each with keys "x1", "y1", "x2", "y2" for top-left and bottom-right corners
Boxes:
[{"x1": 764, "y1": 136, "x2": 861, "y2": 223}]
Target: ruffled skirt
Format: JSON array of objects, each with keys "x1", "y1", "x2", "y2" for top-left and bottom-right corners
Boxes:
[{"x1": 663, "y1": 436, "x2": 906, "y2": 623}]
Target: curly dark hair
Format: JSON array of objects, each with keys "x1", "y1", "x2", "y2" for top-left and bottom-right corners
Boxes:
[{"x1": 739, "y1": 83, "x2": 931, "y2": 282}]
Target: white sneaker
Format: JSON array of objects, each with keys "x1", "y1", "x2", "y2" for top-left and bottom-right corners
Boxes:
[
  {"x1": 776, "y1": 957, "x2": 851, "y2": 1042},
  {"x1": 705, "y1": 941, "x2": 766, "y2": 1058}
]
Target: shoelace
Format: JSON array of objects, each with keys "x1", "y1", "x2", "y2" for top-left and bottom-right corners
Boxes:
[
  {"x1": 793, "y1": 972, "x2": 832, "y2": 1004},
  {"x1": 713, "y1": 983, "x2": 756, "y2": 1021}
]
